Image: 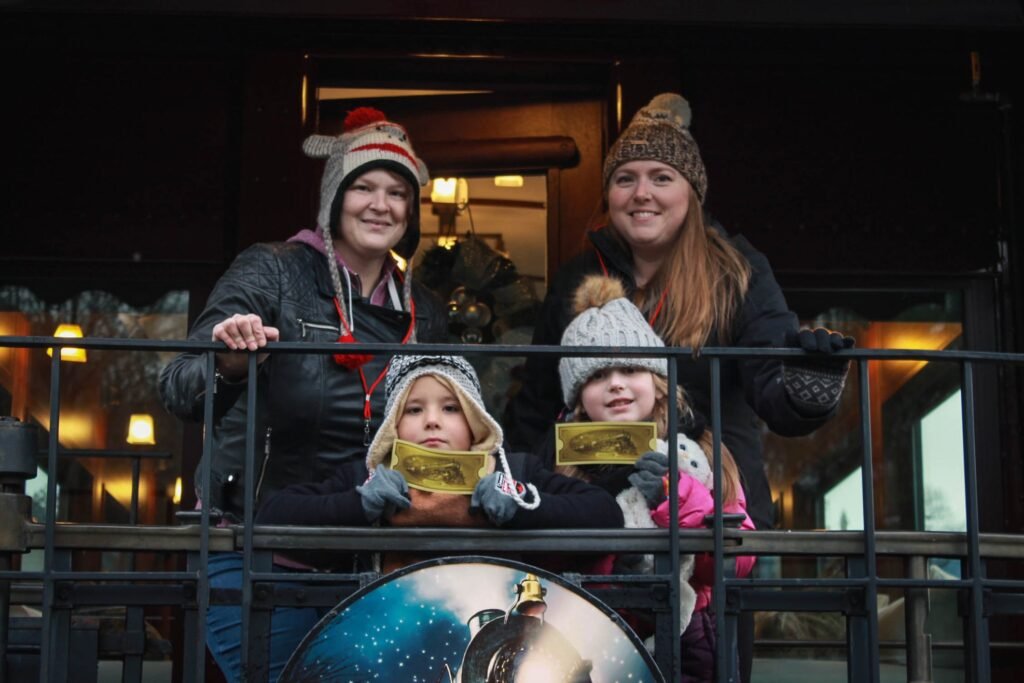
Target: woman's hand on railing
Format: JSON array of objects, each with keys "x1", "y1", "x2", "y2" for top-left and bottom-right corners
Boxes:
[
  {"x1": 781, "y1": 327, "x2": 854, "y2": 416},
  {"x1": 212, "y1": 313, "x2": 280, "y2": 380}
]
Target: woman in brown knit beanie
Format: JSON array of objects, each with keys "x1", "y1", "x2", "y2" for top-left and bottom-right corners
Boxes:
[{"x1": 504, "y1": 93, "x2": 854, "y2": 682}]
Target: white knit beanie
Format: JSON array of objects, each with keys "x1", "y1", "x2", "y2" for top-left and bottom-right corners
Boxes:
[{"x1": 559, "y1": 276, "x2": 668, "y2": 407}]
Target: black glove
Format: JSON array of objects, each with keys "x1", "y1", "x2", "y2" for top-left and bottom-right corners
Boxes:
[
  {"x1": 356, "y1": 468, "x2": 411, "y2": 523},
  {"x1": 786, "y1": 327, "x2": 854, "y2": 354},
  {"x1": 471, "y1": 472, "x2": 521, "y2": 526},
  {"x1": 628, "y1": 451, "x2": 669, "y2": 508},
  {"x1": 782, "y1": 327, "x2": 854, "y2": 416}
]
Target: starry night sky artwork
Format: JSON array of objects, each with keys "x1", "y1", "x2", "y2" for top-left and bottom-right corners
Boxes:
[{"x1": 281, "y1": 556, "x2": 662, "y2": 683}]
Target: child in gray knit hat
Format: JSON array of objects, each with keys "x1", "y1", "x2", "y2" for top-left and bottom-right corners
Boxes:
[
  {"x1": 556, "y1": 275, "x2": 755, "y2": 682},
  {"x1": 257, "y1": 354, "x2": 623, "y2": 574}
]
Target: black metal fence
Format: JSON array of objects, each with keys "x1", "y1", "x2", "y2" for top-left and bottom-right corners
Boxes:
[{"x1": 1, "y1": 335, "x2": 1022, "y2": 682}]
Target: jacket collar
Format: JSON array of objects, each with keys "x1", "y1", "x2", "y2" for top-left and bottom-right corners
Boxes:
[{"x1": 587, "y1": 226, "x2": 636, "y2": 288}]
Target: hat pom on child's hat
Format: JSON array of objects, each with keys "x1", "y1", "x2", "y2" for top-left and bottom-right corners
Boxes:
[
  {"x1": 559, "y1": 275, "x2": 669, "y2": 407},
  {"x1": 572, "y1": 274, "x2": 627, "y2": 316}
]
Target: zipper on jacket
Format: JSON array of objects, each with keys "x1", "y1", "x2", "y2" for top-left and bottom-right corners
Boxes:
[
  {"x1": 297, "y1": 318, "x2": 339, "y2": 339},
  {"x1": 254, "y1": 427, "x2": 272, "y2": 501}
]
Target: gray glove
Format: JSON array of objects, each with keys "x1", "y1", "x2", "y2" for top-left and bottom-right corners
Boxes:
[
  {"x1": 629, "y1": 451, "x2": 669, "y2": 508},
  {"x1": 782, "y1": 327, "x2": 854, "y2": 416},
  {"x1": 471, "y1": 472, "x2": 521, "y2": 526},
  {"x1": 356, "y1": 468, "x2": 411, "y2": 523}
]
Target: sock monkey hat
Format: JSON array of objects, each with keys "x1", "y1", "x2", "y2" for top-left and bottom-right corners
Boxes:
[
  {"x1": 303, "y1": 107, "x2": 429, "y2": 259},
  {"x1": 303, "y1": 108, "x2": 430, "y2": 336}
]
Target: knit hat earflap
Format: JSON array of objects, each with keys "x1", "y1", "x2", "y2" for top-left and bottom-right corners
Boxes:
[
  {"x1": 602, "y1": 93, "x2": 707, "y2": 204},
  {"x1": 559, "y1": 276, "x2": 668, "y2": 407},
  {"x1": 366, "y1": 355, "x2": 540, "y2": 511}
]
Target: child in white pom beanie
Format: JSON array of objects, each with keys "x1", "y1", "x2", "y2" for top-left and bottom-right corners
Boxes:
[{"x1": 555, "y1": 274, "x2": 755, "y2": 683}]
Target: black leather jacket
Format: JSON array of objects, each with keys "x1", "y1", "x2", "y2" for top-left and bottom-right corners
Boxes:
[{"x1": 159, "y1": 241, "x2": 447, "y2": 516}]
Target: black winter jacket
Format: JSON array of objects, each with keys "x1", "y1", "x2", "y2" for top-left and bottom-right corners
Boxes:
[
  {"x1": 255, "y1": 450, "x2": 625, "y2": 571},
  {"x1": 159, "y1": 241, "x2": 447, "y2": 516},
  {"x1": 256, "y1": 450, "x2": 624, "y2": 531},
  {"x1": 504, "y1": 226, "x2": 834, "y2": 529}
]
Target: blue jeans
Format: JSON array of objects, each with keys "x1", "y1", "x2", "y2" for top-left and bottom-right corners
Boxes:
[{"x1": 206, "y1": 552, "x2": 323, "y2": 683}]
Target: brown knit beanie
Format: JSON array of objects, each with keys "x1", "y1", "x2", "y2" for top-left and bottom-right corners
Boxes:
[{"x1": 602, "y1": 93, "x2": 707, "y2": 203}]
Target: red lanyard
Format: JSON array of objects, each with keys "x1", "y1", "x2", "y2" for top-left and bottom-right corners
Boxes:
[
  {"x1": 593, "y1": 248, "x2": 668, "y2": 327},
  {"x1": 332, "y1": 293, "x2": 416, "y2": 445}
]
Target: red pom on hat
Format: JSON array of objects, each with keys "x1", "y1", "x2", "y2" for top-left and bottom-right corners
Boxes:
[{"x1": 344, "y1": 107, "x2": 387, "y2": 132}]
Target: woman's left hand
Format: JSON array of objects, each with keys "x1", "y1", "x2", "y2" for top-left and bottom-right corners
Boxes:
[
  {"x1": 785, "y1": 327, "x2": 854, "y2": 354},
  {"x1": 781, "y1": 327, "x2": 854, "y2": 416}
]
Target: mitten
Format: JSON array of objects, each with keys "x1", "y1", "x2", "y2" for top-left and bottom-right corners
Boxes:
[
  {"x1": 356, "y1": 467, "x2": 411, "y2": 523},
  {"x1": 782, "y1": 327, "x2": 854, "y2": 416},
  {"x1": 628, "y1": 451, "x2": 669, "y2": 508},
  {"x1": 471, "y1": 472, "x2": 522, "y2": 526}
]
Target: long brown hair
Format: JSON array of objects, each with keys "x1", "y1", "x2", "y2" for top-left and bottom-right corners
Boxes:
[
  {"x1": 606, "y1": 186, "x2": 751, "y2": 350},
  {"x1": 651, "y1": 374, "x2": 741, "y2": 506}
]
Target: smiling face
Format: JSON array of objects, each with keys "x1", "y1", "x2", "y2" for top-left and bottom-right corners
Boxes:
[
  {"x1": 396, "y1": 375, "x2": 474, "y2": 452},
  {"x1": 335, "y1": 168, "x2": 412, "y2": 267},
  {"x1": 607, "y1": 160, "x2": 691, "y2": 259},
  {"x1": 579, "y1": 366, "x2": 658, "y2": 424}
]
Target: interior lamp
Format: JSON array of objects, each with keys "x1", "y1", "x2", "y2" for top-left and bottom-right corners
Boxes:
[
  {"x1": 431, "y1": 178, "x2": 469, "y2": 234},
  {"x1": 127, "y1": 413, "x2": 156, "y2": 445},
  {"x1": 430, "y1": 177, "x2": 469, "y2": 206},
  {"x1": 494, "y1": 175, "x2": 524, "y2": 188},
  {"x1": 46, "y1": 324, "x2": 87, "y2": 363}
]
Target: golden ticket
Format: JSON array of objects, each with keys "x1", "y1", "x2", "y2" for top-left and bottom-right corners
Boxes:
[
  {"x1": 389, "y1": 439, "x2": 489, "y2": 494},
  {"x1": 555, "y1": 422, "x2": 658, "y2": 466}
]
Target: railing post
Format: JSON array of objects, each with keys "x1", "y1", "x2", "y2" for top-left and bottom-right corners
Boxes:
[
  {"x1": 959, "y1": 361, "x2": 991, "y2": 683},
  {"x1": 905, "y1": 555, "x2": 933, "y2": 683},
  {"x1": 40, "y1": 349, "x2": 63, "y2": 683},
  {"x1": 667, "y1": 354, "x2": 681, "y2": 682},
  {"x1": 184, "y1": 553, "x2": 203, "y2": 683},
  {"x1": 121, "y1": 606, "x2": 145, "y2": 683},
  {"x1": 710, "y1": 357, "x2": 736, "y2": 683},
  {"x1": 192, "y1": 351, "x2": 217, "y2": 683},
  {"x1": 855, "y1": 358, "x2": 881, "y2": 683}
]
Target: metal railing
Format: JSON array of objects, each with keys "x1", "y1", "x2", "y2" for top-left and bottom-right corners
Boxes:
[{"x1": 1, "y1": 335, "x2": 1023, "y2": 682}]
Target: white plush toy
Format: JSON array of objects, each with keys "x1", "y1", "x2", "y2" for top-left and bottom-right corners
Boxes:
[{"x1": 616, "y1": 433, "x2": 713, "y2": 642}]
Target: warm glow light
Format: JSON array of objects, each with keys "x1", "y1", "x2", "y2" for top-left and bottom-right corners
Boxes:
[
  {"x1": 436, "y1": 236, "x2": 458, "y2": 250},
  {"x1": 391, "y1": 252, "x2": 408, "y2": 272},
  {"x1": 494, "y1": 175, "x2": 524, "y2": 188},
  {"x1": 616, "y1": 81, "x2": 623, "y2": 132},
  {"x1": 431, "y1": 178, "x2": 457, "y2": 203},
  {"x1": 301, "y1": 74, "x2": 308, "y2": 126},
  {"x1": 430, "y1": 177, "x2": 468, "y2": 206},
  {"x1": 173, "y1": 477, "x2": 182, "y2": 505},
  {"x1": 127, "y1": 413, "x2": 156, "y2": 445},
  {"x1": 46, "y1": 324, "x2": 87, "y2": 363}
]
